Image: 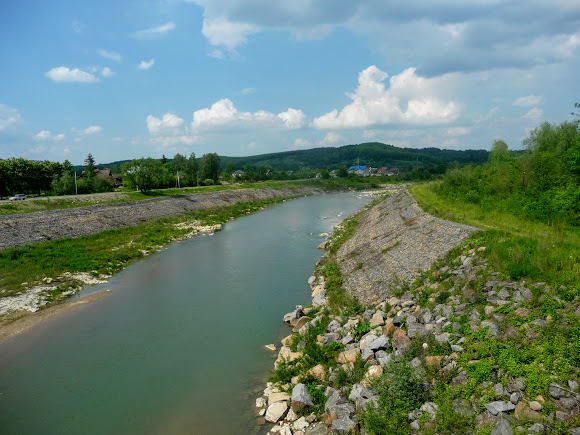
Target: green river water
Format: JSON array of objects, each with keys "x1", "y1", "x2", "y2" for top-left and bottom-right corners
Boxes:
[{"x1": 0, "y1": 192, "x2": 372, "y2": 434}]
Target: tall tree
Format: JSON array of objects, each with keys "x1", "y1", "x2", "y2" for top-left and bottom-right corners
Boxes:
[
  {"x1": 84, "y1": 154, "x2": 96, "y2": 177},
  {"x1": 187, "y1": 152, "x2": 198, "y2": 185},
  {"x1": 199, "y1": 153, "x2": 220, "y2": 183}
]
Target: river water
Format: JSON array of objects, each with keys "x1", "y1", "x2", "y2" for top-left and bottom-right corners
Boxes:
[{"x1": 0, "y1": 192, "x2": 372, "y2": 435}]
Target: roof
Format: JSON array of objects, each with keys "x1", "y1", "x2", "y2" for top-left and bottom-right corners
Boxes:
[
  {"x1": 348, "y1": 165, "x2": 367, "y2": 171},
  {"x1": 377, "y1": 168, "x2": 386, "y2": 173}
]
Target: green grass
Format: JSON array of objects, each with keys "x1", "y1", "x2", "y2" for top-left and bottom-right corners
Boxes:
[
  {"x1": 410, "y1": 183, "x2": 580, "y2": 298},
  {"x1": 0, "y1": 197, "x2": 288, "y2": 298}
]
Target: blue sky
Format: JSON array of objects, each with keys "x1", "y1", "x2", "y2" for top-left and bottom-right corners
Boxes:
[{"x1": 0, "y1": 0, "x2": 579, "y2": 165}]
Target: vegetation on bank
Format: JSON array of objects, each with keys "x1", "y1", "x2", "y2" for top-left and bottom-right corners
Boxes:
[
  {"x1": 267, "y1": 116, "x2": 580, "y2": 433},
  {"x1": 0, "y1": 196, "x2": 291, "y2": 306},
  {"x1": 0, "y1": 178, "x2": 383, "y2": 216}
]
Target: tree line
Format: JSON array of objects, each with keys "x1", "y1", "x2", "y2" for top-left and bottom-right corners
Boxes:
[{"x1": 436, "y1": 117, "x2": 580, "y2": 225}]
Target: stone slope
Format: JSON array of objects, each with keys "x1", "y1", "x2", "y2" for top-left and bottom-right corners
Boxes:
[
  {"x1": 0, "y1": 186, "x2": 325, "y2": 250},
  {"x1": 336, "y1": 188, "x2": 478, "y2": 304}
]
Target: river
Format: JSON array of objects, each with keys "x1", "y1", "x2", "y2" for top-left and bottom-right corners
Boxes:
[{"x1": 0, "y1": 192, "x2": 373, "y2": 434}]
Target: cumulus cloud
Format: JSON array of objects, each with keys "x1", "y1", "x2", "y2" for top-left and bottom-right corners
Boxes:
[
  {"x1": 101, "y1": 67, "x2": 114, "y2": 78},
  {"x1": 202, "y1": 16, "x2": 259, "y2": 49},
  {"x1": 35, "y1": 130, "x2": 51, "y2": 140},
  {"x1": 186, "y1": 1, "x2": 580, "y2": 73},
  {"x1": 131, "y1": 22, "x2": 176, "y2": 39},
  {"x1": 138, "y1": 58, "x2": 155, "y2": 70},
  {"x1": 146, "y1": 113, "x2": 185, "y2": 135},
  {"x1": 45, "y1": 66, "x2": 99, "y2": 83},
  {"x1": 446, "y1": 126, "x2": 470, "y2": 136},
  {"x1": 191, "y1": 99, "x2": 305, "y2": 131},
  {"x1": 0, "y1": 104, "x2": 21, "y2": 131},
  {"x1": 98, "y1": 49, "x2": 122, "y2": 62},
  {"x1": 81, "y1": 125, "x2": 103, "y2": 135},
  {"x1": 312, "y1": 65, "x2": 460, "y2": 129},
  {"x1": 522, "y1": 107, "x2": 543, "y2": 120},
  {"x1": 514, "y1": 95, "x2": 546, "y2": 107},
  {"x1": 292, "y1": 132, "x2": 343, "y2": 149},
  {"x1": 149, "y1": 135, "x2": 201, "y2": 148}
]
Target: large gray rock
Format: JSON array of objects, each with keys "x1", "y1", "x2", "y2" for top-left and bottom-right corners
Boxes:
[
  {"x1": 528, "y1": 423, "x2": 545, "y2": 434},
  {"x1": 331, "y1": 417, "x2": 357, "y2": 434},
  {"x1": 559, "y1": 397, "x2": 578, "y2": 409},
  {"x1": 491, "y1": 418, "x2": 512, "y2": 435},
  {"x1": 549, "y1": 383, "x2": 565, "y2": 399},
  {"x1": 291, "y1": 383, "x2": 314, "y2": 412},
  {"x1": 327, "y1": 320, "x2": 341, "y2": 332},
  {"x1": 349, "y1": 383, "x2": 376, "y2": 402},
  {"x1": 481, "y1": 320, "x2": 499, "y2": 338},
  {"x1": 569, "y1": 427, "x2": 580, "y2": 435},
  {"x1": 325, "y1": 390, "x2": 345, "y2": 413},
  {"x1": 485, "y1": 401, "x2": 515, "y2": 416},
  {"x1": 312, "y1": 291, "x2": 327, "y2": 306},
  {"x1": 369, "y1": 335, "x2": 390, "y2": 351},
  {"x1": 305, "y1": 422, "x2": 328, "y2": 435}
]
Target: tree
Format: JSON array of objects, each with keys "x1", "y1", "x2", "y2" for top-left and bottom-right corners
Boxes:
[
  {"x1": 199, "y1": 153, "x2": 220, "y2": 183},
  {"x1": 188, "y1": 153, "x2": 198, "y2": 185},
  {"x1": 489, "y1": 139, "x2": 509, "y2": 161},
  {"x1": 337, "y1": 165, "x2": 348, "y2": 178},
  {"x1": 161, "y1": 154, "x2": 168, "y2": 164},
  {"x1": 84, "y1": 154, "x2": 96, "y2": 177},
  {"x1": 224, "y1": 162, "x2": 237, "y2": 180},
  {"x1": 122, "y1": 158, "x2": 163, "y2": 193}
]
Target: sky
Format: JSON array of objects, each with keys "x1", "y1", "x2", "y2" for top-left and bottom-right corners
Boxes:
[{"x1": 0, "y1": 0, "x2": 579, "y2": 165}]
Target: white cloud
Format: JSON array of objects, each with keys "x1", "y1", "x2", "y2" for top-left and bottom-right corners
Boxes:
[
  {"x1": 292, "y1": 138, "x2": 312, "y2": 149},
  {"x1": 146, "y1": 113, "x2": 185, "y2": 135},
  {"x1": 321, "y1": 132, "x2": 341, "y2": 145},
  {"x1": 35, "y1": 130, "x2": 51, "y2": 140},
  {"x1": 112, "y1": 137, "x2": 122, "y2": 142},
  {"x1": 82, "y1": 125, "x2": 103, "y2": 135},
  {"x1": 0, "y1": 104, "x2": 21, "y2": 131},
  {"x1": 292, "y1": 132, "x2": 342, "y2": 149},
  {"x1": 312, "y1": 65, "x2": 460, "y2": 129},
  {"x1": 514, "y1": 95, "x2": 546, "y2": 107},
  {"x1": 98, "y1": 49, "x2": 122, "y2": 62},
  {"x1": 131, "y1": 22, "x2": 176, "y2": 39},
  {"x1": 191, "y1": 99, "x2": 305, "y2": 131},
  {"x1": 240, "y1": 87, "x2": 255, "y2": 95},
  {"x1": 522, "y1": 107, "x2": 543, "y2": 120},
  {"x1": 149, "y1": 135, "x2": 201, "y2": 148},
  {"x1": 138, "y1": 58, "x2": 155, "y2": 70},
  {"x1": 202, "y1": 17, "x2": 258, "y2": 49},
  {"x1": 34, "y1": 130, "x2": 66, "y2": 141},
  {"x1": 101, "y1": 67, "x2": 114, "y2": 78},
  {"x1": 45, "y1": 66, "x2": 99, "y2": 83}
]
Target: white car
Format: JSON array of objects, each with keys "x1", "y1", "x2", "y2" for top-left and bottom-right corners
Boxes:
[{"x1": 9, "y1": 194, "x2": 27, "y2": 201}]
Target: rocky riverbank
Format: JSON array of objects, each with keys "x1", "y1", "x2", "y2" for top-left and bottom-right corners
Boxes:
[
  {"x1": 0, "y1": 186, "x2": 328, "y2": 250},
  {"x1": 256, "y1": 189, "x2": 580, "y2": 434}
]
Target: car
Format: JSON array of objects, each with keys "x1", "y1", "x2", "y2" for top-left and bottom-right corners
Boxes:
[{"x1": 8, "y1": 194, "x2": 27, "y2": 201}]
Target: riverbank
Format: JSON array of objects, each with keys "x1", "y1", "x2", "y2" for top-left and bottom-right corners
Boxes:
[
  {"x1": 0, "y1": 190, "x2": 310, "y2": 326},
  {"x1": 258, "y1": 187, "x2": 580, "y2": 434}
]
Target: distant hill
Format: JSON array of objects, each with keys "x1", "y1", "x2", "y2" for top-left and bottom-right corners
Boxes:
[
  {"x1": 81, "y1": 142, "x2": 488, "y2": 172},
  {"x1": 219, "y1": 142, "x2": 489, "y2": 171}
]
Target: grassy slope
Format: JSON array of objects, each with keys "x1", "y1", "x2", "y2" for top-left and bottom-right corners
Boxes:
[{"x1": 410, "y1": 182, "x2": 580, "y2": 296}]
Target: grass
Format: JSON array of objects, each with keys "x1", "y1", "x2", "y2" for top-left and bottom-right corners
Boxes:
[
  {"x1": 0, "y1": 197, "x2": 288, "y2": 298},
  {"x1": 410, "y1": 183, "x2": 580, "y2": 298}
]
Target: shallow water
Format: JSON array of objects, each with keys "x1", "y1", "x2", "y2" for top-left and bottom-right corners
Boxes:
[{"x1": 0, "y1": 192, "x2": 372, "y2": 434}]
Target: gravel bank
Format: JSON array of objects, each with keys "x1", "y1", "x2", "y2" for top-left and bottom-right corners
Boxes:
[
  {"x1": 0, "y1": 186, "x2": 326, "y2": 250},
  {"x1": 335, "y1": 188, "x2": 479, "y2": 304}
]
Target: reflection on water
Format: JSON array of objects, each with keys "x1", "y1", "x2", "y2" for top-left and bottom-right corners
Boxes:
[{"x1": 0, "y1": 192, "x2": 372, "y2": 434}]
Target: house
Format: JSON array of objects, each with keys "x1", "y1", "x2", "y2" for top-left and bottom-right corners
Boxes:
[
  {"x1": 94, "y1": 168, "x2": 122, "y2": 187},
  {"x1": 387, "y1": 167, "x2": 400, "y2": 176},
  {"x1": 232, "y1": 170, "x2": 245, "y2": 178},
  {"x1": 375, "y1": 168, "x2": 387, "y2": 176},
  {"x1": 315, "y1": 173, "x2": 322, "y2": 179},
  {"x1": 348, "y1": 165, "x2": 371, "y2": 177},
  {"x1": 329, "y1": 170, "x2": 338, "y2": 179}
]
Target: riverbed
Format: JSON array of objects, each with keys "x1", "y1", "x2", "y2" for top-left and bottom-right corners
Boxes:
[{"x1": 0, "y1": 192, "x2": 373, "y2": 434}]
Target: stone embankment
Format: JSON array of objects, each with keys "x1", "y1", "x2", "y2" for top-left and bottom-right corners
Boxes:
[
  {"x1": 0, "y1": 186, "x2": 325, "y2": 250},
  {"x1": 258, "y1": 189, "x2": 580, "y2": 434},
  {"x1": 335, "y1": 188, "x2": 478, "y2": 305}
]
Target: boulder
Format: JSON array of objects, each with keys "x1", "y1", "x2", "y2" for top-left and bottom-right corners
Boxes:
[
  {"x1": 491, "y1": 418, "x2": 513, "y2": 435},
  {"x1": 308, "y1": 364, "x2": 327, "y2": 381},
  {"x1": 549, "y1": 383, "x2": 565, "y2": 399},
  {"x1": 425, "y1": 355, "x2": 444, "y2": 368},
  {"x1": 293, "y1": 416, "x2": 309, "y2": 431},
  {"x1": 337, "y1": 348, "x2": 360, "y2": 364},
  {"x1": 569, "y1": 427, "x2": 580, "y2": 435},
  {"x1": 514, "y1": 401, "x2": 542, "y2": 421},
  {"x1": 361, "y1": 348, "x2": 374, "y2": 362},
  {"x1": 292, "y1": 316, "x2": 311, "y2": 332},
  {"x1": 362, "y1": 365, "x2": 383, "y2": 386},
  {"x1": 392, "y1": 329, "x2": 411, "y2": 351},
  {"x1": 359, "y1": 334, "x2": 378, "y2": 349},
  {"x1": 559, "y1": 398, "x2": 578, "y2": 410},
  {"x1": 529, "y1": 401, "x2": 542, "y2": 411},
  {"x1": 528, "y1": 423, "x2": 545, "y2": 434},
  {"x1": 369, "y1": 335, "x2": 390, "y2": 351},
  {"x1": 331, "y1": 418, "x2": 357, "y2": 435},
  {"x1": 485, "y1": 401, "x2": 515, "y2": 416},
  {"x1": 370, "y1": 311, "x2": 385, "y2": 327},
  {"x1": 265, "y1": 401, "x2": 288, "y2": 423},
  {"x1": 268, "y1": 392, "x2": 291, "y2": 406},
  {"x1": 327, "y1": 320, "x2": 341, "y2": 332},
  {"x1": 292, "y1": 383, "x2": 314, "y2": 412}
]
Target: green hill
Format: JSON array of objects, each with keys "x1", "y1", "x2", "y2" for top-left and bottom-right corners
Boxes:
[{"x1": 84, "y1": 142, "x2": 488, "y2": 173}]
